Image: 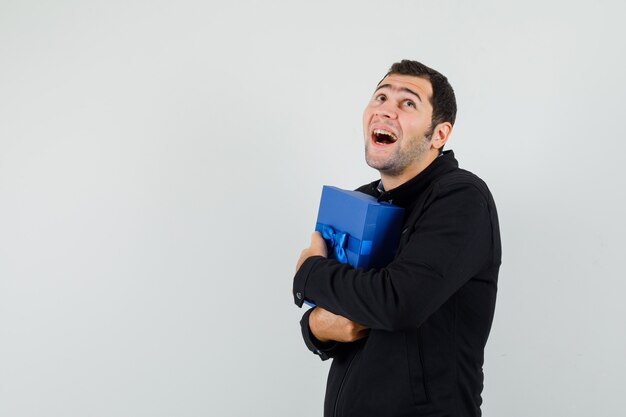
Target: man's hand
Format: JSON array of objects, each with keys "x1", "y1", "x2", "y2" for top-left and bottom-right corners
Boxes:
[
  {"x1": 296, "y1": 232, "x2": 327, "y2": 272},
  {"x1": 309, "y1": 307, "x2": 370, "y2": 343},
  {"x1": 295, "y1": 233, "x2": 367, "y2": 342}
]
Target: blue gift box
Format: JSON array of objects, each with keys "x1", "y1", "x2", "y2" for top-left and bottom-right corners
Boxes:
[{"x1": 314, "y1": 185, "x2": 405, "y2": 269}]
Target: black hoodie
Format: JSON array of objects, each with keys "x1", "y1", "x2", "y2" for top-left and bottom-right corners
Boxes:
[{"x1": 293, "y1": 150, "x2": 502, "y2": 417}]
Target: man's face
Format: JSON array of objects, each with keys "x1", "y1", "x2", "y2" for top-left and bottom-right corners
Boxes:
[{"x1": 363, "y1": 74, "x2": 435, "y2": 176}]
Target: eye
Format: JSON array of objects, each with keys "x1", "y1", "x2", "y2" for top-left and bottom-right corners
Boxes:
[
  {"x1": 374, "y1": 94, "x2": 386, "y2": 102},
  {"x1": 403, "y1": 99, "x2": 416, "y2": 108}
]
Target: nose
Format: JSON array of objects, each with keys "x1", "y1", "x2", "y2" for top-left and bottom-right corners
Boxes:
[{"x1": 374, "y1": 100, "x2": 397, "y2": 119}]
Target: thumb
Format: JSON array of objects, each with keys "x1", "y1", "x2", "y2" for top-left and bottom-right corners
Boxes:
[{"x1": 311, "y1": 232, "x2": 328, "y2": 257}]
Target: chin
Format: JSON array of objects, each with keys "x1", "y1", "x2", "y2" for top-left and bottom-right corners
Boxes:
[{"x1": 365, "y1": 158, "x2": 392, "y2": 173}]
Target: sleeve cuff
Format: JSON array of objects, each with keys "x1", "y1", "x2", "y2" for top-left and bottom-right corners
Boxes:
[{"x1": 293, "y1": 255, "x2": 324, "y2": 308}]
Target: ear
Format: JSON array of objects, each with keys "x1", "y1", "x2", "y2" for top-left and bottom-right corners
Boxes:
[{"x1": 431, "y1": 122, "x2": 453, "y2": 150}]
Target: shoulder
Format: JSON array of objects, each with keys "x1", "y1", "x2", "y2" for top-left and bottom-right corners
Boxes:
[{"x1": 433, "y1": 168, "x2": 494, "y2": 205}]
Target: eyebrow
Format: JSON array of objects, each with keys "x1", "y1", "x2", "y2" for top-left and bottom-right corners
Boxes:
[{"x1": 374, "y1": 83, "x2": 423, "y2": 103}]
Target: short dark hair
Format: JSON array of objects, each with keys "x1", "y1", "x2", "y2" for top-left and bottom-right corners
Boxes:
[{"x1": 385, "y1": 60, "x2": 457, "y2": 128}]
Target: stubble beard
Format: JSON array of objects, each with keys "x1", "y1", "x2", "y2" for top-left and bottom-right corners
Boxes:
[{"x1": 365, "y1": 132, "x2": 433, "y2": 177}]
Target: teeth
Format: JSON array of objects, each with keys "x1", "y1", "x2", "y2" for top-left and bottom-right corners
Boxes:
[{"x1": 373, "y1": 129, "x2": 397, "y2": 141}]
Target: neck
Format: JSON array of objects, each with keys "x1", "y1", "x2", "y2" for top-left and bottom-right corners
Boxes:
[{"x1": 379, "y1": 150, "x2": 438, "y2": 191}]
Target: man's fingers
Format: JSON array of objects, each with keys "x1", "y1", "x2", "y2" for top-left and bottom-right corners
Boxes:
[
  {"x1": 357, "y1": 328, "x2": 370, "y2": 339},
  {"x1": 311, "y1": 231, "x2": 328, "y2": 257},
  {"x1": 311, "y1": 231, "x2": 323, "y2": 247}
]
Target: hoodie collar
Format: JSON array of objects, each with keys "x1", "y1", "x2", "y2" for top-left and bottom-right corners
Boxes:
[{"x1": 374, "y1": 150, "x2": 458, "y2": 209}]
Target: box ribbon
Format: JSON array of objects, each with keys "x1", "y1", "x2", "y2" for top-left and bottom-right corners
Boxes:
[
  {"x1": 320, "y1": 224, "x2": 348, "y2": 263},
  {"x1": 318, "y1": 224, "x2": 372, "y2": 263}
]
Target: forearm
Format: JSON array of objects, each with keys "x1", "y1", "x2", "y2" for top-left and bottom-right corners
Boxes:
[{"x1": 295, "y1": 257, "x2": 431, "y2": 331}]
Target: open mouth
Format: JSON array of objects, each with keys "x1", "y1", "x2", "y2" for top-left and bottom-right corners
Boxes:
[{"x1": 372, "y1": 128, "x2": 398, "y2": 145}]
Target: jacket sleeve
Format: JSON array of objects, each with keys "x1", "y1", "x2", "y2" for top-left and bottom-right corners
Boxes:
[{"x1": 293, "y1": 181, "x2": 496, "y2": 331}]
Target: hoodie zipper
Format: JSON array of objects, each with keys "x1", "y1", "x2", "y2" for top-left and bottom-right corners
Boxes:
[{"x1": 333, "y1": 350, "x2": 361, "y2": 417}]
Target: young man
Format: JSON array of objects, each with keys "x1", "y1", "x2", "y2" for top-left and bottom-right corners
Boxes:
[{"x1": 293, "y1": 60, "x2": 502, "y2": 417}]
